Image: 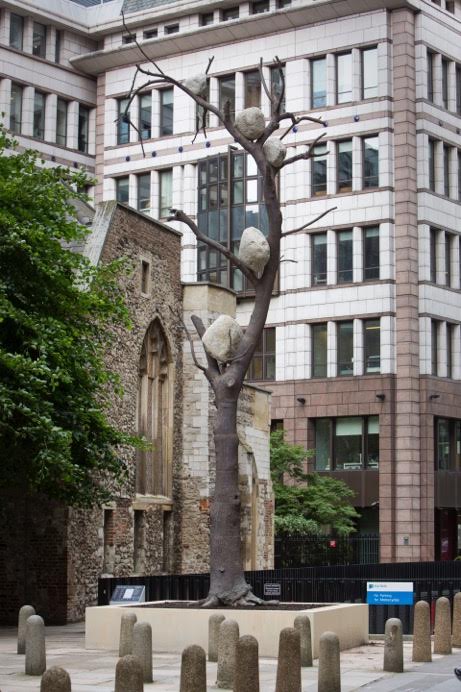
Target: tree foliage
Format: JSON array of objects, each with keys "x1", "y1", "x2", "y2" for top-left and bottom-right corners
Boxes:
[
  {"x1": 0, "y1": 129, "x2": 136, "y2": 506},
  {"x1": 270, "y1": 430, "x2": 360, "y2": 536}
]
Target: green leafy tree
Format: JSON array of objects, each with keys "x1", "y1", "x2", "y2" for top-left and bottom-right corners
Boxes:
[
  {"x1": 0, "y1": 129, "x2": 136, "y2": 506},
  {"x1": 270, "y1": 429, "x2": 360, "y2": 536}
]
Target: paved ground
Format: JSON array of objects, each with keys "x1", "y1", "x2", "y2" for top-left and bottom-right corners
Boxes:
[{"x1": 1, "y1": 623, "x2": 461, "y2": 691}]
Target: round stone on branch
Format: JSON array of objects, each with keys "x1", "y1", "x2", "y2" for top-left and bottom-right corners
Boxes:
[
  {"x1": 263, "y1": 139, "x2": 286, "y2": 168},
  {"x1": 202, "y1": 315, "x2": 243, "y2": 363},
  {"x1": 183, "y1": 74, "x2": 208, "y2": 97},
  {"x1": 239, "y1": 226, "x2": 270, "y2": 276},
  {"x1": 235, "y1": 107, "x2": 266, "y2": 140}
]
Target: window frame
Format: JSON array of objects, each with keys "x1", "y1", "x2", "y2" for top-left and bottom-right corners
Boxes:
[
  {"x1": 337, "y1": 229, "x2": 353, "y2": 283},
  {"x1": 139, "y1": 92, "x2": 152, "y2": 141},
  {"x1": 137, "y1": 173, "x2": 151, "y2": 213},
  {"x1": 56, "y1": 97, "x2": 68, "y2": 147},
  {"x1": 159, "y1": 88, "x2": 174, "y2": 137},
  {"x1": 247, "y1": 327, "x2": 276, "y2": 381},
  {"x1": 362, "y1": 135, "x2": 379, "y2": 189},
  {"x1": 218, "y1": 74, "x2": 236, "y2": 121},
  {"x1": 311, "y1": 56, "x2": 327, "y2": 109},
  {"x1": 221, "y1": 6, "x2": 239, "y2": 20},
  {"x1": 9, "y1": 13, "x2": 24, "y2": 51},
  {"x1": 115, "y1": 176, "x2": 129, "y2": 204},
  {"x1": 311, "y1": 232, "x2": 327, "y2": 285},
  {"x1": 337, "y1": 321, "x2": 354, "y2": 377},
  {"x1": 78, "y1": 104, "x2": 90, "y2": 153},
  {"x1": 336, "y1": 52, "x2": 353, "y2": 104},
  {"x1": 251, "y1": 0, "x2": 270, "y2": 13},
  {"x1": 314, "y1": 416, "x2": 379, "y2": 471},
  {"x1": 364, "y1": 318, "x2": 381, "y2": 374},
  {"x1": 244, "y1": 70, "x2": 261, "y2": 109},
  {"x1": 32, "y1": 21, "x2": 47, "y2": 59},
  {"x1": 311, "y1": 142, "x2": 328, "y2": 196},
  {"x1": 337, "y1": 139, "x2": 353, "y2": 193},
  {"x1": 33, "y1": 90, "x2": 46, "y2": 140},
  {"x1": 363, "y1": 226, "x2": 380, "y2": 281},
  {"x1": 312, "y1": 323, "x2": 328, "y2": 378}
]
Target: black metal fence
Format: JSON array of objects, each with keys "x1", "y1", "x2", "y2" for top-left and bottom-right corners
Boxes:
[
  {"x1": 274, "y1": 534, "x2": 380, "y2": 568},
  {"x1": 98, "y1": 560, "x2": 461, "y2": 634}
]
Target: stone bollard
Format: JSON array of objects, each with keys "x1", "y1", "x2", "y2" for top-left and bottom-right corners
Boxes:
[
  {"x1": 132, "y1": 622, "x2": 153, "y2": 683},
  {"x1": 179, "y1": 644, "x2": 206, "y2": 692},
  {"x1": 412, "y1": 600, "x2": 432, "y2": 662},
  {"x1": 17, "y1": 605, "x2": 36, "y2": 655},
  {"x1": 234, "y1": 635, "x2": 259, "y2": 692},
  {"x1": 119, "y1": 613, "x2": 137, "y2": 657},
  {"x1": 453, "y1": 592, "x2": 461, "y2": 647},
  {"x1": 434, "y1": 596, "x2": 452, "y2": 655},
  {"x1": 114, "y1": 655, "x2": 144, "y2": 692},
  {"x1": 40, "y1": 666, "x2": 71, "y2": 692},
  {"x1": 25, "y1": 614, "x2": 46, "y2": 676},
  {"x1": 208, "y1": 613, "x2": 225, "y2": 662},
  {"x1": 275, "y1": 627, "x2": 301, "y2": 692},
  {"x1": 294, "y1": 614, "x2": 313, "y2": 667},
  {"x1": 383, "y1": 618, "x2": 403, "y2": 673},
  {"x1": 216, "y1": 618, "x2": 239, "y2": 689},
  {"x1": 318, "y1": 631, "x2": 340, "y2": 692}
]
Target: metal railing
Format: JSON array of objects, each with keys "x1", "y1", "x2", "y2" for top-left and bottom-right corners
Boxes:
[{"x1": 274, "y1": 534, "x2": 380, "y2": 568}]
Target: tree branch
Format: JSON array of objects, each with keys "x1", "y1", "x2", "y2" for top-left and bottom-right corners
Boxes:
[
  {"x1": 190, "y1": 315, "x2": 221, "y2": 381},
  {"x1": 281, "y1": 207, "x2": 337, "y2": 238},
  {"x1": 280, "y1": 114, "x2": 325, "y2": 141},
  {"x1": 170, "y1": 306, "x2": 208, "y2": 374},
  {"x1": 279, "y1": 132, "x2": 326, "y2": 169}
]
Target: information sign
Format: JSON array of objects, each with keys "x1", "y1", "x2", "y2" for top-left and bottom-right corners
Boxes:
[
  {"x1": 264, "y1": 583, "x2": 281, "y2": 597},
  {"x1": 366, "y1": 582, "x2": 414, "y2": 606},
  {"x1": 110, "y1": 585, "x2": 146, "y2": 605}
]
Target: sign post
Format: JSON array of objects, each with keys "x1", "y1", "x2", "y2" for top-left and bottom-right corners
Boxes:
[{"x1": 366, "y1": 582, "x2": 414, "y2": 606}]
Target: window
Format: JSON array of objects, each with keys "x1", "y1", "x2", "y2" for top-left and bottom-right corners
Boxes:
[
  {"x1": 362, "y1": 47, "x2": 378, "y2": 99},
  {"x1": 435, "y1": 419, "x2": 461, "y2": 470},
  {"x1": 248, "y1": 327, "x2": 275, "y2": 380},
  {"x1": 164, "y1": 24, "x2": 179, "y2": 34},
  {"x1": 116, "y1": 177, "x2": 129, "y2": 204},
  {"x1": 139, "y1": 93, "x2": 152, "y2": 140},
  {"x1": 427, "y1": 51, "x2": 435, "y2": 102},
  {"x1": 337, "y1": 230, "x2": 353, "y2": 283},
  {"x1": 221, "y1": 6, "x2": 239, "y2": 20},
  {"x1": 442, "y1": 58, "x2": 449, "y2": 109},
  {"x1": 456, "y1": 65, "x2": 461, "y2": 115},
  {"x1": 363, "y1": 136, "x2": 379, "y2": 188},
  {"x1": 270, "y1": 65, "x2": 285, "y2": 113},
  {"x1": 312, "y1": 143, "x2": 327, "y2": 196},
  {"x1": 336, "y1": 53, "x2": 352, "y2": 104},
  {"x1": 56, "y1": 98, "x2": 68, "y2": 147},
  {"x1": 117, "y1": 98, "x2": 130, "y2": 145},
  {"x1": 160, "y1": 89, "x2": 173, "y2": 136},
  {"x1": 430, "y1": 227, "x2": 438, "y2": 283},
  {"x1": 446, "y1": 0, "x2": 455, "y2": 11},
  {"x1": 443, "y1": 145, "x2": 450, "y2": 197},
  {"x1": 364, "y1": 227, "x2": 379, "y2": 280},
  {"x1": 33, "y1": 91, "x2": 45, "y2": 140},
  {"x1": 200, "y1": 12, "x2": 214, "y2": 25},
  {"x1": 312, "y1": 323, "x2": 327, "y2": 377},
  {"x1": 143, "y1": 29, "x2": 158, "y2": 39},
  {"x1": 78, "y1": 105, "x2": 89, "y2": 153},
  {"x1": 429, "y1": 138, "x2": 436, "y2": 191},
  {"x1": 32, "y1": 22, "x2": 47, "y2": 58},
  {"x1": 277, "y1": 0, "x2": 292, "y2": 6},
  {"x1": 315, "y1": 416, "x2": 379, "y2": 470},
  {"x1": 364, "y1": 319, "x2": 380, "y2": 373},
  {"x1": 137, "y1": 173, "x2": 151, "y2": 213},
  {"x1": 311, "y1": 233, "x2": 327, "y2": 285},
  {"x1": 122, "y1": 35, "x2": 136, "y2": 44},
  {"x1": 9, "y1": 13, "x2": 24, "y2": 50},
  {"x1": 251, "y1": 0, "x2": 270, "y2": 13},
  {"x1": 159, "y1": 168, "x2": 173, "y2": 217},
  {"x1": 219, "y1": 75, "x2": 236, "y2": 121},
  {"x1": 10, "y1": 83, "x2": 23, "y2": 135},
  {"x1": 447, "y1": 323, "x2": 454, "y2": 378},
  {"x1": 141, "y1": 260, "x2": 150, "y2": 294},
  {"x1": 458, "y1": 150, "x2": 461, "y2": 201},
  {"x1": 55, "y1": 30, "x2": 62, "y2": 63},
  {"x1": 445, "y1": 232, "x2": 453, "y2": 286},
  {"x1": 337, "y1": 321, "x2": 353, "y2": 376},
  {"x1": 432, "y1": 320, "x2": 439, "y2": 376},
  {"x1": 337, "y1": 140, "x2": 352, "y2": 192},
  {"x1": 311, "y1": 57, "x2": 326, "y2": 108},
  {"x1": 244, "y1": 71, "x2": 261, "y2": 109}
]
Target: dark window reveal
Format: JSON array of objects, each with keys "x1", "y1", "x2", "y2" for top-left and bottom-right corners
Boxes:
[
  {"x1": 312, "y1": 323, "x2": 327, "y2": 378},
  {"x1": 337, "y1": 321, "x2": 353, "y2": 376},
  {"x1": 363, "y1": 227, "x2": 379, "y2": 280},
  {"x1": 248, "y1": 327, "x2": 275, "y2": 380}
]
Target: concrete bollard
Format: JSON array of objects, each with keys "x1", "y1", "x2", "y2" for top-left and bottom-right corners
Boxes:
[
  {"x1": 452, "y1": 592, "x2": 461, "y2": 647},
  {"x1": 18, "y1": 605, "x2": 36, "y2": 655},
  {"x1": 114, "y1": 655, "x2": 144, "y2": 692},
  {"x1": 412, "y1": 600, "x2": 432, "y2": 662},
  {"x1": 275, "y1": 627, "x2": 301, "y2": 692},
  {"x1": 216, "y1": 618, "x2": 239, "y2": 689},
  {"x1": 40, "y1": 666, "x2": 71, "y2": 692},
  {"x1": 383, "y1": 618, "x2": 403, "y2": 673},
  {"x1": 294, "y1": 614, "x2": 313, "y2": 667},
  {"x1": 179, "y1": 644, "x2": 206, "y2": 692},
  {"x1": 119, "y1": 612, "x2": 137, "y2": 657},
  {"x1": 434, "y1": 596, "x2": 452, "y2": 655},
  {"x1": 234, "y1": 635, "x2": 259, "y2": 692},
  {"x1": 318, "y1": 631, "x2": 340, "y2": 692},
  {"x1": 25, "y1": 614, "x2": 46, "y2": 676},
  {"x1": 208, "y1": 613, "x2": 225, "y2": 662},
  {"x1": 132, "y1": 622, "x2": 153, "y2": 683}
]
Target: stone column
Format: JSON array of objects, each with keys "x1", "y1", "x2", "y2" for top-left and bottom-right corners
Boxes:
[
  {"x1": 180, "y1": 644, "x2": 206, "y2": 692},
  {"x1": 352, "y1": 226, "x2": 363, "y2": 283},
  {"x1": 45, "y1": 93, "x2": 57, "y2": 143},
  {"x1": 433, "y1": 596, "x2": 452, "y2": 655},
  {"x1": 40, "y1": 666, "x2": 71, "y2": 692},
  {"x1": 208, "y1": 613, "x2": 225, "y2": 662},
  {"x1": 352, "y1": 48, "x2": 361, "y2": 101},
  {"x1": 412, "y1": 600, "x2": 431, "y2": 662},
  {"x1": 452, "y1": 592, "x2": 461, "y2": 646},
  {"x1": 0, "y1": 8, "x2": 10, "y2": 45},
  {"x1": 46, "y1": 26, "x2": 56, "y2": 62},
  {"x1": 234, "y1": 635, "x2": 259, "y2": 692},
  {"x1": 66, "y1": 101, "x2": 79, "y2": 151},
  {"x1": 383, "y1": 618, "x2": 403, "y2": 672},
  {"x1": 275, "y1": 627, "x2": 301, "y2": 692},
  {"x1": 318, "y1": 631, "x2": 340, "y2": 692},
  {"x1": 17, "y1": 605, "x2": 36, "y2": 654},
  {"x1": 216, "y1": 619, "x2": 239, "y2": 689},
  {"x1": 294, "y1": 614, "x2": 312, "y2": 667},
  {"x1": 22, "y1": 86, "x2": 35, "y2": 137},
  {"x1": 25, "y1": 615, "x2": 46, "y2": 676}
]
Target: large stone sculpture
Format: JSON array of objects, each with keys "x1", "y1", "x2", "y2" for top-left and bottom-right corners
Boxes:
[
  {"x1": 263, "y1": 139, "x2": 287, "y2": 168},
  {"x1": 202, "y1": 315, "x2": 243, "y2": 363},
  {"x1": 239, "y1": 227, "x2": 270, "y2": 277},
  {"x1": 183, "y1": 74, "x2": 208, "y2": 97},
  {"x1": 235, "y1": 107, "x2": 266, "y2": 140}
]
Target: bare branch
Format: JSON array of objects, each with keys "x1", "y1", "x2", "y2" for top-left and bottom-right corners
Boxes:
[
  {"x1": 273, "y1": 56, "x2": 285, "y2": 116},
  {"x1": 281, "y1": 206, "x2": 337, "y2": 238},
  {"x1": 205, "y1": 56, "x2": 215, "y2": 75},
  {"x1": 190, "y1": 315, "x2": 221, "y2": 380},
  {"x1": 279, "y1": 132, "x2": 326, "y2": 169},
  {"x1": 167, "y1": 209, "x2": 258, "y2": 286},
  {"x1": 259, "y1": 58, "x2": 273, "y2": 105},
  {"x1": 280, "y1": 114, "x2": 325, "y2": 141},
  {"x1": 280, "y1": 257, "x2": 298, "y2": 263},
  {"x1": 169, "y1": 306, "x2": 207, "y2": 374},
  {"x1": 122, "y1": 10, "x2": 165, "y2": 74}
]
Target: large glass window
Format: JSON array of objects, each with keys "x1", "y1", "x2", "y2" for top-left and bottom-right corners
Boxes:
[
  {"x1": 364, "y1": 319, "x2": 380, "y2": 373},
  {"x1": 139, "y1": 93, "x2": 152, "y2": 140},
  {"x1": 442, "y1": 58, "x2": 449, "y2": 110},
  {"x1": 363, "y1": 136, "x2": 379, "y2": 188},
  {"x1": 337, "y1": 230, "x2": 353, "y2": 283},
  {"x1": 363, "y1": 227, "x2": 379, "y2": 280},
  {"x1": 78, "y1": 105, "x2": 89, "y2": 153},
  {"x1": 117, "y1": 98, "x2": 130, "y2": 145},
  {"x1": 9, "y1": 13, "x2": 24, "y2": 50},
  {"x1": 271, "y1": 65, "x2": 285, "y2": 113},
  {"x1": 337, "y1": 321, "x2": 353, "y2": 376},
  {"x1": 116, "y1": 177, "x2": 129, "y2": 204},
  {"x1": 159, "y1": 168, "x2": 173, "y2": 217},
  {"x1": 315, "y1": 416, "x2": 379, "y2": 470},
  {"x1": 311, "y1": 233, "x2": 327, "y2": 285},
  {"x1": 32, "y1": 22, "x2": 47, "y2": 58},
  {"x1": 219, "y1": 75, "x2": 236, "y2": 120},
  {"x1": 311, "y1": 57, "x2": 326, "y2": 108},
  {"x1": 436, "y1": 419, "x2": 461, "y2": 470},
  {"x1": 137, "y1": 173, "x2": 151, "y2": 213},
  {"x1": 244, "y1": 70, "x2": 261, "y2": 109},
  {"x1": 337, "y1": 140, "x2": 352, "y2": 192},
  {"x1": 247, "y1": 327, "x2": 275, "y2": 380},
  {"x1": 312, "y1": 323, "x2": 327, "y2": 378},
  {"x1": 33, "y1": 91, "x2": 45, "y2": 139},
  {"x1": 335, "y1": 417, "x2": 362, "y2": 469},
  {"x1": 56, "y1": 98, "x2": 68, "y2": 147},
  {"x1": 362, "y1": 47, "x2": 378, "y2": 99},
  {"x1": 312, "y1": 143, "x2": 327, "y2": 196},
  {"x1": 10, "y1": 83, "x2": 23, "y2": 135},
  {"x1": 160, "y1": 88, "x2": 173, "y2": 136},
  {"x1": 336, "y1": 53, "x2": 352, "y2": 104}
]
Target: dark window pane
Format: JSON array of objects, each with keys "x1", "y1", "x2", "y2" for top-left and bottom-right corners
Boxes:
[
  {"x1": 219, "y1": 75, "x2": 236, "y2": 120},
  {"x1": 429, "y1": 139, "x2": 436, "y2": 191},
  {"x1": 139, "y1": 93, "x2": 152, "y2": 140},
  {"x1": 315, "y1": 418, "x2": 331, "y2": 470},
  {"x1": 271, "y1": 65, "x2": 285, "y2": 113},
  {"x1": 160, "y1": 88, "x2": 173, "y2": 136},
  {"x1": 32, "y1": 22, "x2": 47, "y2": 58},
  {"x1": 312, "y1": 143, "x2": 327, "y2": 196},
  {"x1": 116, "y1": 177, "x2": 129, "y2": 204},
  {"x1": 222, "y1": 6, "x2": 239, "y2": 20},
  {"x1": 337, "y1": 140, "x2": 352, "y2": 192},
  {"x1": 442, "y1": 58, "x2": 449, "y2": 109},
  {"x1": 312, "y1": 323, "x2": 327, "y2": 377},
  {"x1": 78, "y1": 105, "x2": 89, "y2": 153},
  {"x1": 33, "y1": 92, "x2": 45, "y2": 139},
  {"x1": 117, "y1": 98, "x2": 130, "y2": 145},
  {"x1": 444, "y1": 145, "x2": 450, "y2": 197},
  {"x1": 430, "y1": 227, "x2": 437, "y2": 283},
  {"x1": 364, "y1": 319, "x2": 380, "y2": 373},
  {"x1": 159, "y1": 169, "x2": 172, "y2": 217},
  {"x1": 437, "y1": 419, "x2": 450, "y2": 469},
  {"x1": 364, "y1": 227, "x2": 379, "y2": 280},
  {"x1": 335, "y1": 417, "x2": 362, "y2": 469},
  {"x1": 312, "y1": 233, "x2": 327, "y2": 284},
  {"x1": 251, "y1": 0, "x2": 270, "y2": 13},
  {"x1": 10, "y1": 14, "x2": 24, "y2": 50},
  {"x1": 200, "y1": 12, "x2": 214, "y2": 25},
  {"x1": 456, "y1": 65, "x2": 461, "y2": 115},
  {"x1": 165, "y1": 23, "x2": 179, "y2": 34},
  {"x1": 10, "y1": 83, "x2": 23, "y2": 135},
  {"x1": 447, "y1": 323, "x2": 454, "y2": 378},
  {"x1": 56, "y1": 98, "x2": 68, "y2": 146},
  {"x1": 244, "y1": 70, "x2": 261, "y2": 109},
  {"x1": 428, "y1": 51, "x2": 434, "y2": 102},
  {"x1": 337, "y1": 230, "x2": 353, "y2": 283},
  {"x1": 337, "y1": 321, "x2": 353, "y2": 376},
  {"x1": 137, "y1": 173, "x2": 151, "y2": 212},
  {"x1": 311, "y1": 57, "x2": 326, "y2": 108},
  {"x1": 367, "y1": 417, "x2": 379, "y2": 468},
  {"x1": 432, "y1": 320, "x2": 439, "y2": 376},
  {"x1": 445, "y1": 232, "x2": 452, "y2": 286},
  {"x1": 363, "y1": 136, "x2": 379, "y2": 188}
]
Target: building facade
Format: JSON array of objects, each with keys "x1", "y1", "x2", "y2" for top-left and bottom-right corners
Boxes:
[{"x1": 1, "y1": 0, "x2": 461, "y2": 565}]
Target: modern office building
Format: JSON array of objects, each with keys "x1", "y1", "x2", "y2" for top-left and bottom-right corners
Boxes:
[{"x1": 1, "y1": 0, "x2": 461, "y2": 566}]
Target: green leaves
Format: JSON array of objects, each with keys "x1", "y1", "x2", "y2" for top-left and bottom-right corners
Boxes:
[{"x1": 0, "y1": 128, "x2": 136, "y2": 507}]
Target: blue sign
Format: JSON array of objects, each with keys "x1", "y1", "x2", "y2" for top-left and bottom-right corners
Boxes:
[{"x1": 367, "y1": 582, "x2": 414, "y2": 606}]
